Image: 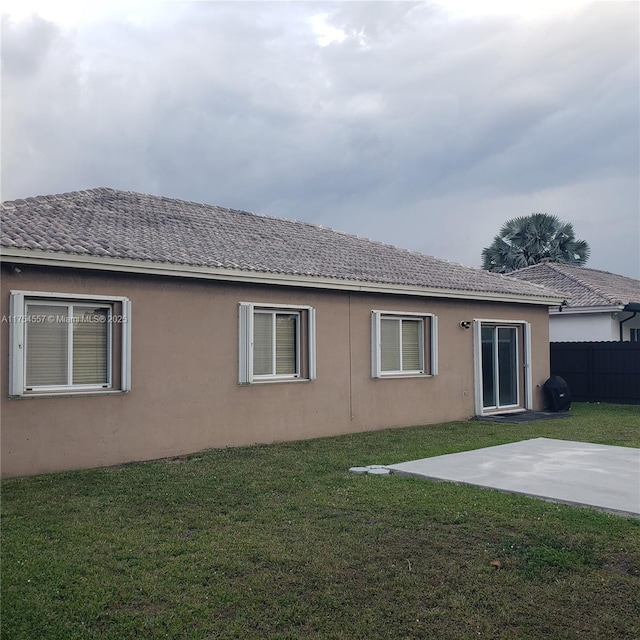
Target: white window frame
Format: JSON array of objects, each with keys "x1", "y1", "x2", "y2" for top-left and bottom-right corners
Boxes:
[
  {"x1": 371, "y1": 310, "x2": 438, "y2": 379},
  {"x1": 9, "y1": 290, "x2": 132, "y2": 397},
  {"x1": 239, "y1": 302, "x2": 316, "y2": 384},
  {"x1": 253, "y1": 309, "x2": 301, "y2": 379}
]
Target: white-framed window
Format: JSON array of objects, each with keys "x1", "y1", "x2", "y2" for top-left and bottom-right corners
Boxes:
[
  {"x1": 9, "y1": 291, "x2": 131, "y2": 397},
  {"x1": 371, "y1": 310, "x2": 438, "y2": 378},
  {"x1": 239, "y1": 302, "x2": 316, "y2": 383},
  {"x1": 630, "y1": 328, "x2": 640, "y2": 343}
]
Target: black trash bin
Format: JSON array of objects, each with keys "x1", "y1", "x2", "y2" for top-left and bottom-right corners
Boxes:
[{"x1": 543, "y1": 375, "x2": 571, "y2": 412}]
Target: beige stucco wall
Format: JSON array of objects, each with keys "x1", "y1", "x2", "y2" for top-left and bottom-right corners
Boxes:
[{"x1": 1, "y1": 264, "x2": 551, "y2": 477}]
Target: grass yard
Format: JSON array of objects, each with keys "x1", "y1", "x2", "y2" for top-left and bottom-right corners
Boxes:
[{"x1": 2, "y1": 403, "x2": 639, "y2": 640}]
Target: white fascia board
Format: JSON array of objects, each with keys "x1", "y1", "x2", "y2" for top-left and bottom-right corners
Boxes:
[
  {"x1": 1, "y1": 248, "x2": 563, "y2": 306},
  {"x1": 550, "y1": 306, "x2": 625, "y2": 315}
]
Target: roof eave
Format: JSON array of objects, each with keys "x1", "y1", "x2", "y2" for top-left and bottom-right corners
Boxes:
[
  {"x1": 0, "y1": 248, "x2": 563, "y2": 306},
  {"x1": 550, "y1": 305, "x2": 627, "y2": 315}
]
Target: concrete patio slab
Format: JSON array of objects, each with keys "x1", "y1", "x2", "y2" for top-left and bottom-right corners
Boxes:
[{"x1": 386, "y1": 438, "x2": 640, "y2": 517}]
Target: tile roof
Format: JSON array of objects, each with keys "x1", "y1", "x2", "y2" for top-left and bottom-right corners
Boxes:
[
  {"x1": 509, "y1": 263, "x2": 640, "y2": 308},
  {"x1": 1, "y1": 188, "x2": 559, "y2": 301}
]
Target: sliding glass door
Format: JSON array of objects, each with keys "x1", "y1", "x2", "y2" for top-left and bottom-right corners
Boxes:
[{"x1": 480, "y1": 325, "x2": 519, "y2": 410}]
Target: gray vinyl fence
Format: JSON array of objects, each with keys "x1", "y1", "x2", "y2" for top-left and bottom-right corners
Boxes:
[{"x1": 550, "y1": 341, "x2": 640, "y2": 404}]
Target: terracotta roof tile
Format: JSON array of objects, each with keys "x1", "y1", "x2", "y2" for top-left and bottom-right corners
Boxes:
[
  {"x1": 510, "y1": 263, "x2": 640, "y2": 308},
  {"x1": 2, "y1": 187, "x2": 559, "y2": 300}
]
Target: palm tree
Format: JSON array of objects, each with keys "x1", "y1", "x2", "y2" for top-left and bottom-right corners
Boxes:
[{"x1": 481, "y1": 213, "x2": 590, "y2": 273}]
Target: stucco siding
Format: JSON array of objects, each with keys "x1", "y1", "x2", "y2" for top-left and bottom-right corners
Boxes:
[
  {"x1": 1, "y1": 265, "x2": 550, "y2": 477},
  {"x1": 550, "y1": 312, "x2": 620, "y2": 342}
]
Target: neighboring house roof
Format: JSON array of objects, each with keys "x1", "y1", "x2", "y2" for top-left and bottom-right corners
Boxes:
[
  {"x1": 510, "y1": 263, "x2": 640, "y2": 309},
  {"x1": 1, "y1": 188, "x2": 561, "y2": 304}
]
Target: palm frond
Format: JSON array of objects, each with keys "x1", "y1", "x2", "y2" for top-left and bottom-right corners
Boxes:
[{"x1": 481, "y1": 213, "x2": 590, "y2": 272}]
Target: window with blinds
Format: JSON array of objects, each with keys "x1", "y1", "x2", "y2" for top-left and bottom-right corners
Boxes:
[
  {"x1": 24, "y1": 303, "x2": 111, "y2": 389},
  {"x1": 253, "y1": 311, "x2": 299, "y2": 377},
  {"x1": 379, "y1": 317, "x2": 423, "y2": 373},
  {"x1": 238, "y1": 303, "x2": 316, "y2": 383},
  {"x1": 372, "y1": 311, "x2": 438, "y2": 378},
  {"x1": 9, "y1": 291, "x2": 131, "y2": 397}
]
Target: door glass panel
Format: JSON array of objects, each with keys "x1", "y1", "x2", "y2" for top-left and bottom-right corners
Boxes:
[
  {"x1": 481, "y1": 326, "x2": 495, "y2": 408},
  {"x1": 497, "y1": 327, "x2": 518, "y2": 406}
]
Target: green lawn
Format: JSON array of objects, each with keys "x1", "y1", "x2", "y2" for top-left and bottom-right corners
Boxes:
[{"x1": 2, "y1": 403, "x2": 639, "y2": 640}]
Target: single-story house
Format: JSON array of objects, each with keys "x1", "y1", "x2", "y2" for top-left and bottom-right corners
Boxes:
[
  {"x1": 509, "y1": 263, "x2": 640, "y2": 342},
  {"x1": 1, "y1": 188, "x2": 563, "y2": 477}
]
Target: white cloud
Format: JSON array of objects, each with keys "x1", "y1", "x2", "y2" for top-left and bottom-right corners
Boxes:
[
  {"x1": 310, "y1": 12, "x2": 347, "y2": 47},
  {"x1": 433, "y1": 0, "x2": 603, "y2": 21},
  {"x1": 1, "y1": 0, "x2": 161, "y2": 27}
]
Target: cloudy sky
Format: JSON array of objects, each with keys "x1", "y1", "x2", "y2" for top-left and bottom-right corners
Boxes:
[{"x1": 2, "y1": 1, "x2": 639, "y2": 277}]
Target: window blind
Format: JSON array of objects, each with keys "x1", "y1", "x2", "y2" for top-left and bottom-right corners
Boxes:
[
  {"x1": 25, "y1": 305, "x2": 68, "y2": 386},
  {"x1": 72, "y1": 307, "x2": 109, "y2": 385},
  {"x1": 380, "y1": 318, "x2": 401, "y2": 372},
  {"x1": 275, "y1": 314, "x2": 297, "y2": 375},
  {"x1": 253, "y1": 312, "x2": 273, "y2": 375},
  {"x1": 401, "y1": 319, "x2": 422, "y2": 371}
]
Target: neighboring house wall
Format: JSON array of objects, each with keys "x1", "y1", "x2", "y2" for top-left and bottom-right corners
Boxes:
[
  {"x1": 620, "y1": 311, "x2": 640, "y2": 341},
  {"x1": 0, "y1": 265, "x2": 550, "y2": 477},
  {"x1": 550, "y1": 310, "x2": 640, "y2": 342},
  {"x1": 550, "y1": 312, "x2": 618, "y2": 342},
  {"x1": 509, "y1": 263, "x2": 640, "y2": 343}
]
